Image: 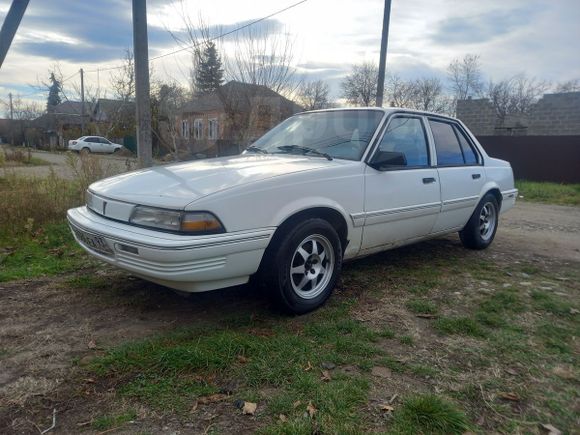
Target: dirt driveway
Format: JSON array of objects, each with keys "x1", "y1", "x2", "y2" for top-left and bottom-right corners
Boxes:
[
  {"x1": 1, "y1": 147, "x2": 136, "y2": 179},
  {"x1": 0, "y1": 201, "x2": 578, "y2": 433}
]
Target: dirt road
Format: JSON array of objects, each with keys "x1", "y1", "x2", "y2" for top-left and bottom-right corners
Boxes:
[
  {"x1": 1, "y1": 147, "x2": 136, "y2": 179},
  {"x1": 0, "y1": 200, "x2": 578, "y2": 433}
]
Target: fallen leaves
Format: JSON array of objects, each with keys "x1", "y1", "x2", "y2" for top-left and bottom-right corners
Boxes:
[
  {"x1": 191, "y1": 393, "x2": 229, "y2": 412},
  {"x1": 278, "y1": 414, "x2": 287, "y2": 422},
  {"x1": 306, "y1": 401, "x2": 317, "y2": 418},
  {"x1": 304, "y1": 361, "x2": 313, "y2": 371},
  {"x1": 320, "y1": 370, "x2": 331, "y2": 382},
  {"x1": 87, "y1": 340, "x2": 97, "y2": 349},
  {"x1": 378, "y1": 403, "x2": 394, "y2": 412},
  {"x1": 242, "y1": 401, "x2": 257, "y2": 415}
]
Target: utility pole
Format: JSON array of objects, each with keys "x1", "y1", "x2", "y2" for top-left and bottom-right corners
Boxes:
[
  {"x1": 375, "y1": 0, "x2": 392, "y2": 107},
  {"x1": 80, "y1": 68, "x2": 85, "y2": 135},
  {"x1": 132, "y1": 0, "x2": 153, "y2": 168},
  {"x1": 9, "y1": 92, "x2": 14, "y2": 145},
  {"x1": 0, "y1": 0, "x2": 30, "y2": 70}
]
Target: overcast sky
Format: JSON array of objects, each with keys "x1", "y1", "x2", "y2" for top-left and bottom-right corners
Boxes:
[{"x1": 1, "y1": 0, "x2": 579, "y2": 105}]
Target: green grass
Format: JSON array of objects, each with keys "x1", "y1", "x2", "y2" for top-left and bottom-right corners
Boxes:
[
  {"x1": 406, "y1": 299, "x2": 438, "y2": 315},
  {"x1": 92, "y1": 410, "x2": 137, "y2": 431},
  {"x1": 390, "y1": 394, "x2": 471, "y2": 434},
  {"x1": 531, "y1": 290, "x2": 574, "y2": 316},
  {"x1": 435, "y1": 317, "x2": 487, "y2": 337},
  {"x1": 90, "y1": 304, "x2": 383, "y2": 432},
  {"x1": 516, "y1": 180, "x2": 580, "y2": 206},
  {"x1": 0, "y1": 223, "x2": 87, "y2": 282}
]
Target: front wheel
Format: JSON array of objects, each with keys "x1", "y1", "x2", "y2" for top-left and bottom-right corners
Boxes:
[
  {"x1": 459, "y1": 193, "x2": 499, "y2": 250},
  {"x1": 268, "y1": 218, "x2": 342, "y2": 314}
]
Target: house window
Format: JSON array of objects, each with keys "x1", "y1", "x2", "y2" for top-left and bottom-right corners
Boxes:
[
  {"x1": 181, "y1": 120, "x2": 189, "y2": 139},
  {"x1": 208, "y1": 118, "x2": 218, "y2": 140},
  {"x1": 193, "y1": 119, "x2": 203, "y2": 140}
]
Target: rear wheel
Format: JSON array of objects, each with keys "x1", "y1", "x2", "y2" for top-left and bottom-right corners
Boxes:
[
  {"x1": 267, "y1": 218, "x2": 342, "y2": 314},
  {"x1": 81, "y1": 147, "x2": 91, "y2": 154},
  {"x1": 459, "y1": 193, "x2": 499, "y2": 250}
]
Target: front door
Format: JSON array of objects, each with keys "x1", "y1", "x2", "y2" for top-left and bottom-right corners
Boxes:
[
  {"x1": 427, "y1": 118, "x2": 486, "y2": 233},
  {"x1": 361, "y1": 115, "x2": 441, "y2": 252}
]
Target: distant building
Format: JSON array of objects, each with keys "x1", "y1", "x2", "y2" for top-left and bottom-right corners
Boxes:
[
  {"x1": 177, "y1": 81, "x2": 302, "y2": 156},
  {"x1": 456, "y1": 91, "x2": 580, "y2": 136},
  {"x1": 26, "y1": 99, "x2": 135, "y2": 149}
]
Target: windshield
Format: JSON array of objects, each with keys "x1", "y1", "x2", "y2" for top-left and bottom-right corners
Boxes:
[{"x1": 248, "y1": 110, "x2": 385, "y2": 161}]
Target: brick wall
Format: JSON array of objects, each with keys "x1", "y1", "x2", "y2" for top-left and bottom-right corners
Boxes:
[{"x1": 457, "y1": 91, "x2": 580, "y2": 136}]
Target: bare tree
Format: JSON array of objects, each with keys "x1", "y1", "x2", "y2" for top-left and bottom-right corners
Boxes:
[
  {"x1": 412, "y1": 77, "x2": 452, "y2": 114},
  {"x1": 485, "y1": 74, "x2": 551, "y2": 119},
  {"x1": 165, "y1": 3, "x2": 215, "y2": 97},
  {"x1": 385, "y1": 73, "x2": 417, "y2": 108},
  {"x1": 384, "y1": 74, "x2": 451, "y2": 114},
  {"x1": 296, "y1": 79, "x2": 330, "y2": 110},
  {"x1": 151, "y1": 81, "x2": 187, "y2": 160},
  {"x1": 554, "y1": 78, "x2": 580, "y2": 93},
  {"x1": 2, "y1": 95, "x2": 43, "y2": 120},
  {"x1": 447, "y1": 54, "x2": 483, "y2": 101},
  {"x1": 109, "y1": 49, "x2": 135, "y2": 102},
  {"x1": 341, "y1": 62, "x2": 378, "y2": 106},
  {"x1": 225, "y1": 24, "x2": 298, "y2": 95}
]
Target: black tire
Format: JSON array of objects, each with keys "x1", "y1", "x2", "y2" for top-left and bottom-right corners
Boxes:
[
  {"x1": 265, "y1": 218, "x2": 342, "y2": 314},
  {"x1": 459, "y1": 193, "x2": 499, "y2": 250}
]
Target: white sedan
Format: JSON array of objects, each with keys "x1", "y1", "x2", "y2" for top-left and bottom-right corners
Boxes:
[
  {"x1": 67, "y1": 108, "x2": 517, "y2": 313},
  {"x1": 68, "y1": 136, "x2": 123, "y2": 154}
]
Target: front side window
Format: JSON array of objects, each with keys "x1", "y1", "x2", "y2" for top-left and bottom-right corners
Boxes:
[
  {"x1": 208, "y1": 118, "x2": 218, "y2": 140},
  {"x1": 193, "y1": 119, "x2": 203, "y2": 140},
  {"x1": 377, "y1": 116, "x2": 429, "y2": 167},
  {"x1": 249, "y1": 110, "x2": 384, "y2": 161},
  {"x1": 429, "y1": 119, "x2": 464, "y2": 166}
]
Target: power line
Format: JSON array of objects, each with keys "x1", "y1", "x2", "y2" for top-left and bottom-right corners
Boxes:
[{"x1": 85, "y1": 0, "x2": 308, "y2": 74}]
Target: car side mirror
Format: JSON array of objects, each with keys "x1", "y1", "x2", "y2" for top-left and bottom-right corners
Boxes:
[{"x1": 368, "y1": 151, "x2": 407, "y2": 171}]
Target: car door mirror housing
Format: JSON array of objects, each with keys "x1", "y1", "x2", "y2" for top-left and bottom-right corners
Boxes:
[{"x1": 368, "y1": 151, "x2": 407, "y2": 171}]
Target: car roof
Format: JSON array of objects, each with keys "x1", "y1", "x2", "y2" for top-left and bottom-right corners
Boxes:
[{"x1": 296, "y1": 106, "x2": 460, "y2": 123}]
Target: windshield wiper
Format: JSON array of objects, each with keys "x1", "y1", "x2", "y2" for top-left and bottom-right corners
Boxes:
[
  {"x1": 277, "y1": 145, "x2": 333, "y2": 161},
  {"x1": 245, "y1": 145, "x2": 268, "y2": 154}
]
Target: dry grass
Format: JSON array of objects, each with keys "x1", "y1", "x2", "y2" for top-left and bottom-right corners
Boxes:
[{"x1": 0, "y1": 152, "x2": 128, "y2": 235}]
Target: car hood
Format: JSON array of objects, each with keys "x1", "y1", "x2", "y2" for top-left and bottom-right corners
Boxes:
[{"x1": 89, "y1": 154, "x2": 350, "y2": 209}]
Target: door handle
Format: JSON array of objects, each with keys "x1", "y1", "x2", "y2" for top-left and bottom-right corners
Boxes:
[
  {"x1": 422, "y1": 177, "x2": 436, "y2": 184},
  {"x1": 472, "y1": 173, "x2": 481, "y2": 179}
]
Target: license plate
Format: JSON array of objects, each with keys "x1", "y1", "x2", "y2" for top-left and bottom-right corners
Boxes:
[{"x1": 72, "y1": 227, "x2": 113, "y2": 255}]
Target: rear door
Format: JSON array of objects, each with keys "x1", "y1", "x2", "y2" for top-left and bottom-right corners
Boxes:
[
  {"x1": 361, "y1": 115, "x2": 441, "y2": 252},
  {"x1": 85, "y1": 136, "x2": 99, "y2": 152},
  {"x1": 428, "y1": 118, "x2": 485, "y2": 233}
]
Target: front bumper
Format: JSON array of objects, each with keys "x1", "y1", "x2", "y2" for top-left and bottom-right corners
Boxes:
[{"x1": 67, "y1": 206, "x2": 275, "y2": 292}]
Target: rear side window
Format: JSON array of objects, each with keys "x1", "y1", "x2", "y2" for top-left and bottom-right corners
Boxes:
[
  {"x1": 454, "y1": 126, "x2": 479, "y2": 165},
  {"x1": 429, "y1": 120, "x2": 464, "y2": 166},
  {"x1": 378, "y1": 117, "x2": 429, "y2": 167}
]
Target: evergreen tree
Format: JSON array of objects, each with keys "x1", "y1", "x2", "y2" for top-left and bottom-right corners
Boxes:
[
  {"x1": 194, "y1": 42, "x2": 224, "y2": 94},
  {"x1": 47, "y1": 72, "x2": 62, "y2": 111}
]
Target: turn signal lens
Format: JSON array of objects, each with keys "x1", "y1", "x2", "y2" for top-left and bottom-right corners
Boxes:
[{"x1": 181, "y1": 212, "x2": 224, "y2": 233}]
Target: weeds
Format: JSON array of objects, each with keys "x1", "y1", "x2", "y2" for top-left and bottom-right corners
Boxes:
[{"x1": 515, "y1": 180, "x2": 580, "y2": 206}]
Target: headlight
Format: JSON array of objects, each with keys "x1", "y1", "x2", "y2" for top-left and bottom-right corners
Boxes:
[{"x1": 129, "y1": 206, "x2": 224, "y2": 234}]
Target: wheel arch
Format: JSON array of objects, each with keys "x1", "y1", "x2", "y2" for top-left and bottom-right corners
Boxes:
[
  {"x1": 479, "y1": 182, "x2": 503, "y2": 209},
  {"x1": 270, "y1": 206, "x2": 349, "y2": 253}
]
